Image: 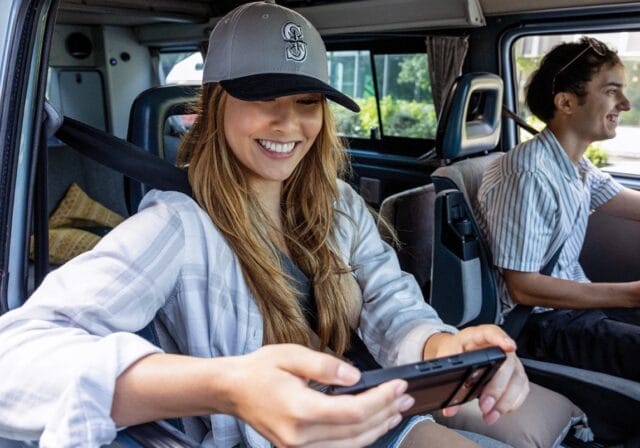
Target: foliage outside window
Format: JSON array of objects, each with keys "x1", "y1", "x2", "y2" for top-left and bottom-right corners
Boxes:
[
  {"x1": 327, "y1": 51, "x2": 436, "y2": 139},
  {"x1": 513, "y1": 33, "x2": 640, "y2": 175}
]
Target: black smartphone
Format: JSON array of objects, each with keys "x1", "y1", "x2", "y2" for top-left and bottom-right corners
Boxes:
[{"x1": 326, "y1": 346, "x2": 506, "y2": 417}]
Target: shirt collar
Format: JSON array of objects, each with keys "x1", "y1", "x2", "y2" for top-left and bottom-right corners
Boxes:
[{"x1": 540, "y1": 128, "x2": 580, "y2": 181}]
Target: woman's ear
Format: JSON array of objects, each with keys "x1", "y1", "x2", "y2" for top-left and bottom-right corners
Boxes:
[{"x1": 553, "y1": 92, "x2": 576, "y2": 116}]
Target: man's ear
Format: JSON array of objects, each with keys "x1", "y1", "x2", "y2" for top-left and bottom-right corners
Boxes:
[{"x1": 553, "y1": 92, "x2": 576, "y2": 116}]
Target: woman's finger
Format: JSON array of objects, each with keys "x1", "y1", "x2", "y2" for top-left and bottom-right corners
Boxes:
[{"x1": 491, "y1": 356, "x2": 529, "y2": 415}]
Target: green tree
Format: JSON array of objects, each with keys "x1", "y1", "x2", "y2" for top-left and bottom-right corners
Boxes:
[
  {"x1": 397, "y1": 54, "x2": 432, "y2": 102},
  {"x1": 585, "y1": 145, "x2": 609, "y2": 167}
]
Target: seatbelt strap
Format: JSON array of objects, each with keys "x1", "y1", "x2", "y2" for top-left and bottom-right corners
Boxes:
[
  {"x1": 55, "y1": 116, "x2": 192, "y2": 196},
  {"x1": 502, "y1": 106, "x2": 539, "y2": 136},
  {"x1": 501, "y1": 243, "x2": 564, "y2": 339}
]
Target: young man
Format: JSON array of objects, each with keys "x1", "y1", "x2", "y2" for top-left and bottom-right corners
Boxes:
[{"x1": 476, "y1": 37, "x2": 640, "y2": 381}]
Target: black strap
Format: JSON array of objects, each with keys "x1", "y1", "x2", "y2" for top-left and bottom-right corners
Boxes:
[
  {"x1": 501, "y1": 243, "x2": 564, "y2": 339},
  {"x1": 55, "y1": 116, "x2": 192, "y2": 196},
  {"x1": 502, "y1": 106, "x2": 539, "y2": 136}
]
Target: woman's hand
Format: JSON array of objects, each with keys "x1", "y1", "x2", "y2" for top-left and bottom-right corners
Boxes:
[
  {"x1": 219, "y1": 344, "x2": 415, "y2": 447},
  {"x1": 423, "y1": 325, "x2": 529, "y2": 424}
]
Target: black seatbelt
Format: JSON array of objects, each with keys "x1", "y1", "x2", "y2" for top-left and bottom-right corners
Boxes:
[
  {"x1": 500, "y1": 244, "x2": 564, "y2": 339},
  {"x1": 55, "y1": 116, "x2": 192, "y2": 196},
  {"x1": 502, "y1": 106, "x2": 539, "y2": 136}
]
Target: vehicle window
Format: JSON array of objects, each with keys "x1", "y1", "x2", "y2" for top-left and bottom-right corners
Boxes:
[
  {"x1": 160, "y1": 51, "x2": 201, "y2": 140},
  {"x1": 373, "y1": 53, "x2": 435, "y2": 139},
  {"x1": 161, "y1": 51, "x2": 203, "y2": 85},
  {"x1": 327, "y1": 50, "x2": 376, "y2": 138},
  {"x1": 327, "y1": 50, "x2": 435, "y2": 140},
  {"x1": 513, "y1": 32, "x2": 640, "y2": 176}
]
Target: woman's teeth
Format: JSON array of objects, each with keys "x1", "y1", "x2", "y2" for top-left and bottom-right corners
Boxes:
[{"x1": 259, "y1": 139, "x2": 295, "y2": 153}]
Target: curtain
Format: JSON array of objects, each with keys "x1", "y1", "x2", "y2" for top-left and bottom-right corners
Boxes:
[{"x1": 426, "y1": 35, "x2": 469, "y2": 116}]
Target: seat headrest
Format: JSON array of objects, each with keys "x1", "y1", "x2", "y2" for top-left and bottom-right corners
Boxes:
[
  {"x1": 128, "y1": 84, "x2": 199, "y2": 157},
  {"x1": 436, "y1": 72, "x2": 503, "y2": 161}
]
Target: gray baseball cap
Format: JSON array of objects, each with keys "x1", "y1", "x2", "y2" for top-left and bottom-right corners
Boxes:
[{"x1": 202, "y1": 0, "x2": 360, "y2": 112}]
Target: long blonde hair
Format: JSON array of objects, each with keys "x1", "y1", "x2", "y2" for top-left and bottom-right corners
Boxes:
[{"x1": 178, "y1": 84, "x2": 353, "y2": 355}]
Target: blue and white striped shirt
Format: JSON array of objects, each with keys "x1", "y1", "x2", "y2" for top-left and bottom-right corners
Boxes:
[
  {"x1": 476, "y1": 128, "x2": 622, "y2": 315},
  {"x1": 0, "y1": 181, "x2": 455, "y2": 447}
]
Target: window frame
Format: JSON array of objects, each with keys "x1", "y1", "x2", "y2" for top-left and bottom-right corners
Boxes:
[
  {"x1": 500, "y1": 12, "x2": 640, "y2": 182},
  {"x1": 0, "y1": 0, "x2": 56, "y2": 313},
  {"x1": 157, "y1": 47, "x2": 203, "y2": 86}
]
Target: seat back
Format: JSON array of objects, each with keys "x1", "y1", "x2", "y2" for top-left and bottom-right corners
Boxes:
[
  {"x1": 429, "y1": 72, "x2": 503, "y2": 327},
  {"x1": 127, "y1": 84, "x2": 199, "y2": 212},
  {"x1": 378, "y1": 184, "x2": 438, "y2": 299}
]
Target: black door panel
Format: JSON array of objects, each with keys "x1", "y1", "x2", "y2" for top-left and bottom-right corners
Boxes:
[
  {"x1": 347, "y1": 149, "x2": 434, "y2": 208},
  {"x1": 581, "y1": 211, "x2": 640, "y2": 283}
]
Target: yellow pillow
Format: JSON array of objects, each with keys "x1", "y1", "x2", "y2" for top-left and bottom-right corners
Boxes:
[
  {"x1": 31, "y1": 228, "x2": 101, "y2": 265},
  {"x1": 49, "y1": 182, "x2": 124, "y2": 229},
  {"x1": 30, "y1": 183, "x2": 125, "y2": 264}
]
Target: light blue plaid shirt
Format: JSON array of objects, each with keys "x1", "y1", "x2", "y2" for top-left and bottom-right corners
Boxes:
[
  {"x1": 476, "y1": 128, "x2": 622, "y2": 315},
  {"x1": 0, "y1": 180, "x2": 455, "y2": 447}
]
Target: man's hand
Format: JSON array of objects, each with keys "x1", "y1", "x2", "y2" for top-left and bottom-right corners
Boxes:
[
  {"x1": 423, "y1": 325, "x2": 529, "y2": 424},
  {"x1": 220, "y1": 344, "x2": 415, "y2": 447}
]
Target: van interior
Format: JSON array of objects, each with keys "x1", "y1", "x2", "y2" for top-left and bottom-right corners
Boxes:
[{"x1": 2, "y1": 0, "x2": 640, "y2": 446}]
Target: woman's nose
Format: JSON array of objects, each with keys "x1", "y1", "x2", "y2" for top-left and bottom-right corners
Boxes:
[{"x1": 270, "y1": 98, "x2": 299, "y2": 127}]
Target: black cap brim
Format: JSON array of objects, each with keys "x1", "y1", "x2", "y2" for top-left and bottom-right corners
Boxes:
[{"x1": 220, "y1": 73, "x2": 360, "y2": 112}]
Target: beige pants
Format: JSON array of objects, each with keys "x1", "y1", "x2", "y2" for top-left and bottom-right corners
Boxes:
[{"x1": 399, "y1": 421, "x2": 480, "y2": 448}]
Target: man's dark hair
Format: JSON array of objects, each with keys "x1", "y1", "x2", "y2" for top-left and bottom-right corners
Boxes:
[{"x1": 525, "y1": 37, "x2": 621, "y2": 123}]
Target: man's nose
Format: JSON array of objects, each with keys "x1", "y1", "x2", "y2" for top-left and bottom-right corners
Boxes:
[{"x1": 618, "y1": 93, "x2": 631, "y2": 111}]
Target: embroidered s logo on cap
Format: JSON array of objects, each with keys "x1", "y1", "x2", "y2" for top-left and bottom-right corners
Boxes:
[{"x1": 282, "y1": 22, "x2": 307, "y2": 62}]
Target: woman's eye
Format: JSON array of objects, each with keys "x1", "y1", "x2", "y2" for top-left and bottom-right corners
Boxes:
[{"x1": 298, "y1": 97, "x2": 321, "y2": 105}]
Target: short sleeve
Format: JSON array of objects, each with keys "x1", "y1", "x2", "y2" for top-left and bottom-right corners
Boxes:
[{"x1": 581, "y1": 158, "x2": 623, "y2": 209}]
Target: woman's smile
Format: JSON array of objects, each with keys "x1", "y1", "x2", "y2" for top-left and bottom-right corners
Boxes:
[{"x1": 257, "y1": 139, "x2": 298, "y2": 156}]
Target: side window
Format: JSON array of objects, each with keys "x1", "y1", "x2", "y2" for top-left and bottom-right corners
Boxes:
[
  {"x1": 159, "y1": 51, "x2": 202, "y2": 141},
  {"x1": 327, "y1": 50, "x2": 435, "y2": 141},
  {"x1": 373, "y1": 53, "x2": 435, "y2": 139},
  {"x1": 513, "y1": 33, "x2": 640, "y2": 177},
  {"x1": 327, "y1": 50, "x2": 375, "y2": 138},
  {"x1": 160, "y1": 51, "x2": 203, "y2": 85}
]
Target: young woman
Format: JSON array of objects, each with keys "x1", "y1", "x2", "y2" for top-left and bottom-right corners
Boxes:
[{"x1": 0, "y1": 1, "x2": 527, "y2": 447}]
